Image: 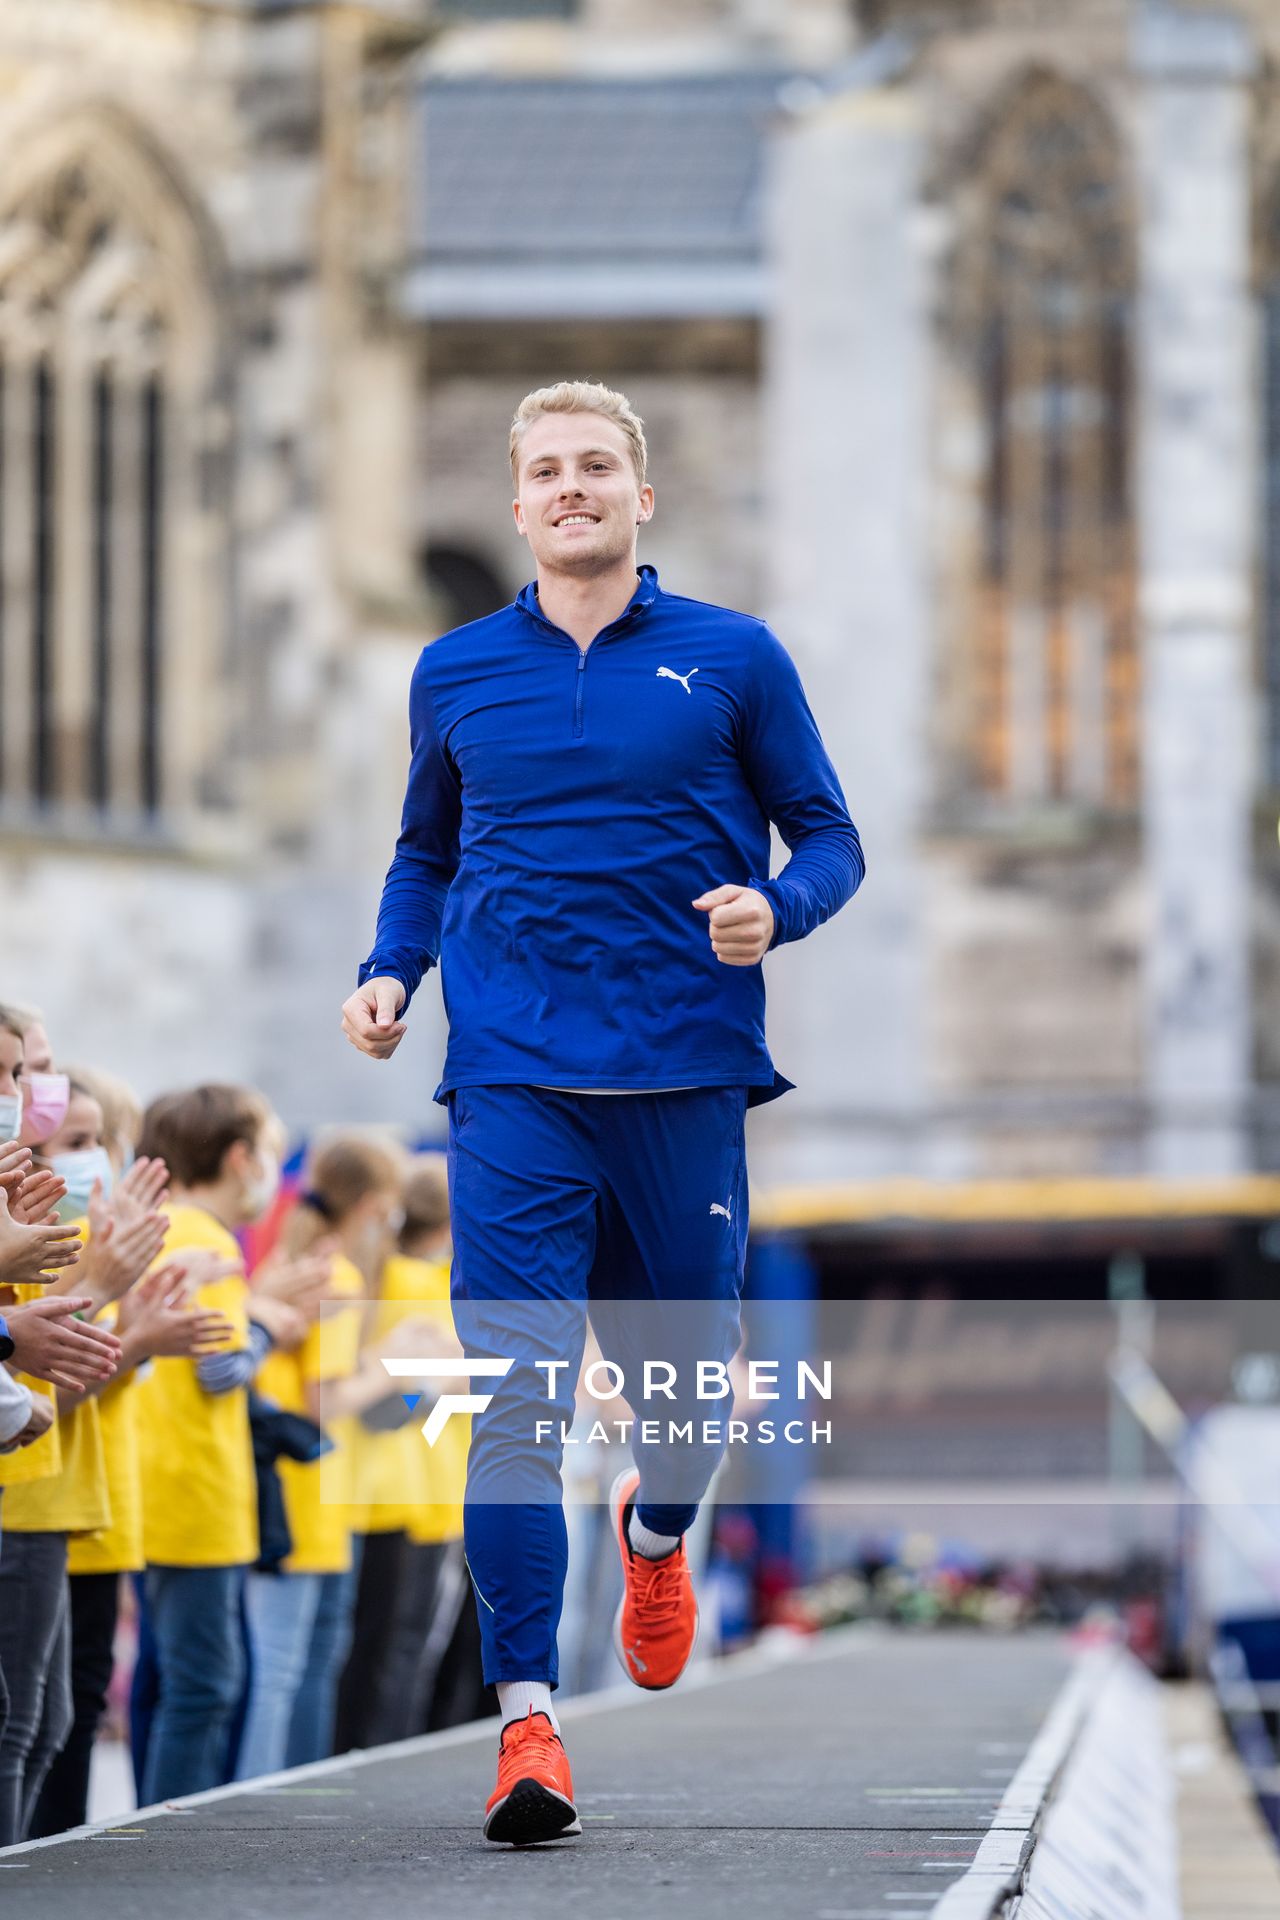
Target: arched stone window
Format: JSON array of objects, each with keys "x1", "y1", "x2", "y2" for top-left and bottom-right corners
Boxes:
[
  {"x1": 423, "y1": 542, "x2": 509, "y2": 629},
  {"x1": 0, "y1": 115, "x2": 228, "y2": 830},
  {"x1": 958, "y1": 72, "x2": 1137, "y2": 809}
]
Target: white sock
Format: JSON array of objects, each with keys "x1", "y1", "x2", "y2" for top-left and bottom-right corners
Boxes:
[
  {"x1": 627, "y1": 1505, "x2": 681, "y2": 1561},
  {"x1": 497, "y1": 1680, "x2": 559, "y2": 1733}
]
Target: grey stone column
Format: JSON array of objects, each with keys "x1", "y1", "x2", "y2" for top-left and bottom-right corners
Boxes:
[
  {"x1": 1133, "y1": 4, "x2": 1256, "y2": 1175},
  {"x1": 759, "y1": 82, "x2": 932, "y2": 1185}
]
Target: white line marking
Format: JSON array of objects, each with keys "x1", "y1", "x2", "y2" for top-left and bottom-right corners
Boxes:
[{"x1": 926, "y1": 1648, "x2": 1115, "y2": 1920}]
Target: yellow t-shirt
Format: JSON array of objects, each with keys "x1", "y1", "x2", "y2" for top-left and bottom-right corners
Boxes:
[
  {"x1": 343, "y1": 1253, "x2": 454, "y2": 1535},
  {"x1": 0, "y1": 1284, "x2": 64, "y2": 1490},
  {"x1": 67, "y1": 1359, "x2": 143, "y2": 1575},
  {"x1": 135, "y1": 1203, "x2": 257, "y2": 1569},
  {"x1": 383, "y1": 1254, "x2": 466, "y2": 1548},
  {"x1": 4, "y1": 1394, "x2": 109, "y2": 1534},
  {"x1": 5, "y1": 1221, "x2": 111, "y2": 1535},
  {"x1": 255, "y1": 1251, "x2": 364, "y2": 1575},
  {"x1": 343, "y1": 1260, "x2": 407, "y2": 1536}
]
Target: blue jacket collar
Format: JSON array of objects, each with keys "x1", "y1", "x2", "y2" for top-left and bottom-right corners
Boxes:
[{"x1": 516, "y1": 563, "x2": 659, "y2": 634}]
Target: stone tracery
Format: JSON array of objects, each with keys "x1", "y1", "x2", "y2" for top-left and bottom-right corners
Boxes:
[
  {"x1": 0, "y1": 124, "x2": 222, "y2": 828},
  {"x1": 961, "y1": 70, "x2": 1138, "y2": 810}
]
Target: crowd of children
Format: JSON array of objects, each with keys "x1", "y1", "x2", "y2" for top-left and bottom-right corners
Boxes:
[{"x1": 0, "y1": 996, "x2": 486, "y2": 1845}]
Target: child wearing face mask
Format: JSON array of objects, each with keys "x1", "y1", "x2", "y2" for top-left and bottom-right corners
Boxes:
[
  {"x1": 359, "y1": 1157, "x2": 486, "y2": 1743},
  {"x1": 236, "y1": 1132, "x2": 417, "y2": 1778},
  {"x1": 130, "y1": 1084, "x2": 303, "y2": 1805},
  {"x1": 0, "y1": 1044, "x2": 109, "y2": 1846},
  {"x1": 332, "y1": 1155, "x2": 463, "y2": 1755},
  {"x1": 30, "y1": 1066, "x2": 231, "y2": 1838},
  {"x1": 0, "y1": 1060, "x2": 176, "y2": 1841},
  {"x1": 0, "y1": 1000, "x2": 71, "y2": 1480}
]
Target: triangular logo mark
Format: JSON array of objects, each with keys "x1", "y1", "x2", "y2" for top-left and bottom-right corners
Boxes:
[{"x1": 400, "y1": 1393, "x2": 422, "y2": 1412}]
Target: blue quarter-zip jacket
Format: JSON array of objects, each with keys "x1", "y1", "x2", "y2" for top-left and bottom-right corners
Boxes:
[{"x1": 358, "y1": 565, "x2": 864, "y2": 1107}]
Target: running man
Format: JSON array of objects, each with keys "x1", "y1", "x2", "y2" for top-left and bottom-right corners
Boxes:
[{"x1": 342, "y1": 381, "x2": 863, "y2": 1844}]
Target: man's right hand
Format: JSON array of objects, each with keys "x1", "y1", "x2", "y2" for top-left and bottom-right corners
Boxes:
[{"x1": 341, "y1": 978, "x2": 407, "y2": 1061}]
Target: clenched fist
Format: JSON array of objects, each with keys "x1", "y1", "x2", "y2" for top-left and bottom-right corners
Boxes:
[
  {"x1": 692, "y1": 885, "x2": 776, "y2": 966},
  {"x1": 341, "y1": 977, "x2": 407, "y2": 1060}
]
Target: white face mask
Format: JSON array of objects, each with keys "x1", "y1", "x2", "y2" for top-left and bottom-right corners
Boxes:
[
  {"x1": 51, "y1": 1146, "x2": 114, "y2": 1222},
  {"x1": 243, "y1": 1150, "x2": 280, "y2": 1218},
  {"x1": 0, "y1": 1093, "x2": 21, "y2": 1144}
]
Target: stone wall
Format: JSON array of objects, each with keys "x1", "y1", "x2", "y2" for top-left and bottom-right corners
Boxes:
[{"x1": 0, "y1": 0, "x2": 433, "y2": 1132}]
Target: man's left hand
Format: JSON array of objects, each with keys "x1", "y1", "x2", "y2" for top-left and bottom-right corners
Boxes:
[{"x1": 691, "y1": 885, "x2": 775, "y2": 966}]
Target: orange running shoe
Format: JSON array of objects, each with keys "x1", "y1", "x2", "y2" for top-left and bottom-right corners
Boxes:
[
  {"x1": 610, "y1": 1466, "x2": 699, "y2": 1689},
  {"x1": 483, "y1": 1708, "x2": 581, "y2": 1845}
]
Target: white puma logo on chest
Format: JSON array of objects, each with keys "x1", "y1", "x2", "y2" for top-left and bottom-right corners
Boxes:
[{"x1": 657, "y1": 666, "x2": 698, "y2": 694}]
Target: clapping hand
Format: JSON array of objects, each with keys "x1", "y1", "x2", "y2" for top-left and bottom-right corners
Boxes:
[
  {"x1": 0, "y1": 1144, "x2": 70, "y2": 1227},
  {"x1": 252, "y1": 1242, "x2": 339, "y2": 1321},
  {"x1": 110, "y1": 1156, "x2": 170, "y2": 1228},
  {"x1": 5, "y1": 1295, "x2": 121, "y2": 1392},
  {"x1": 76, "y1": 1178, "x2": 168, "y2": 1310},
  {"x1": 116, "y1": 1262, "x2": 236, "y2": 1361},
  {"x1": 0, "y1": 1181, "x2": 83, "y2": 1285}
]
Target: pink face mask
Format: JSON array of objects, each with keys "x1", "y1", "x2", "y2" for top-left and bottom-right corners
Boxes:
[{"x1": 19, "y1": 1071, "x2": 70, "y2": 1146}]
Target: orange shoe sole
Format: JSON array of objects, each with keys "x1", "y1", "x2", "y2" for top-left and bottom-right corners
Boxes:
[{"x1": 609, "y1": 1468, "x2": 701, "y2": 1690}]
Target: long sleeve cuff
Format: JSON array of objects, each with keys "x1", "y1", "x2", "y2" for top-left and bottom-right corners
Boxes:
[
  {"x1": 0, "y1": 1371, "x2": 33, "y2": 1446},
  {"x1": 196, "y1": 1318, "x2": 274, "y2": 1397}
]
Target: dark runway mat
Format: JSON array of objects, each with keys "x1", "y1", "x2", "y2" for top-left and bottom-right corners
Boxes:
[{"x1": 1, "y1": 1629, "x2": 1075, "y2": 1920}]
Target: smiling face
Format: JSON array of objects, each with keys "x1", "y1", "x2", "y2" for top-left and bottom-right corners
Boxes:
[{"x1": 512, "y1": 411, "x2": 654, "y2": 578}]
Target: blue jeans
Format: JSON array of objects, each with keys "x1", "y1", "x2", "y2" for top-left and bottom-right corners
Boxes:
[
  {"x1": 235, "y1": 1571, "x2": 321, "y2": 1780},
  {"x1": 286, "y1": 1566, "x2": 357, "y2": 1767},
  {"x1": 128, "y1": 1570, "x2": 158, "y2": 1800},
  {"x1": 0, "y1": 1531, "x2": 72, "y2": 1845},
  {"x1": 141, "y1": 1565, "x2": 246, "y2": 1805}
]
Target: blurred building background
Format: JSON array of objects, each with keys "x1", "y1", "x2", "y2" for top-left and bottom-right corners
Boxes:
[{"x1": 0, "y1": 0, "x2": 1278, "y2": 1199}]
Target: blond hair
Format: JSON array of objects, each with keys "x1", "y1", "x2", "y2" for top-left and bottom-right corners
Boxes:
[
  {"x1": 62, "y1": 1063, "x2": 143, "y2": 1163},
  {"x1": 0, "y1": 999, "x2": 42, "y2": 1040},
  {"x1": 284, "y1": 1131, "x2": 406, "y2": 1257},
  {"x1": 509, "y1": 381, "x2": 647, "y2": 488}
]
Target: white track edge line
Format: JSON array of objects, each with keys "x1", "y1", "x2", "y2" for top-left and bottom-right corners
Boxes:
[{"x1": 926, "y1": 1644, "x2": 1118, "y2": 1920}]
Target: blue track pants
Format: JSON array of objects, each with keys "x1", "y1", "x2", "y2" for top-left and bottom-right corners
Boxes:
[{"x1": 446, "y1": 1083, "x2": 749, "y2": 1688}]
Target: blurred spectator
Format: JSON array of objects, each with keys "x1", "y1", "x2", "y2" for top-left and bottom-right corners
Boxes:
[
  {"x1": 130, "y1": 1085, "x2": 305, "y2": 1804},
  {"x1": 1186, "y1": 1353, "x2": 1280, "y2": 1691},
  {"x1": 238, "y1": 1131, "x2": 411, "y2": 1777},
  {"x1": 371, "y1": 1158, "x2": 491, "y2": 1740}
]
